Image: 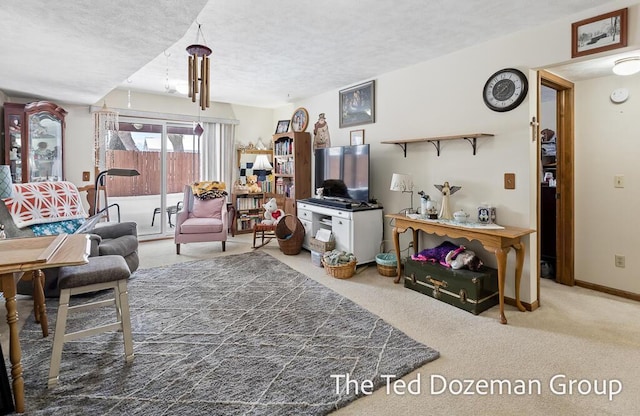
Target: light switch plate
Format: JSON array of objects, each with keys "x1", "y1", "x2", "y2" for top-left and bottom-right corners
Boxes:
[
  {"x1": 82, "y1": 171, "x2": 91, "y2": 181},
  {"x1": 504, "y1": 173, "x2": 515, "y2": 189},
  {"x1": 614, "y1": 174, "x2": 624, "y2": 188}
]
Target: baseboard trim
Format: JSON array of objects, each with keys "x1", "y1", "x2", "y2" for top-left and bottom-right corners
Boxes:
[
  {"x1": 575, "y1": 280, "x2": 640, "y2": 302},
  {"x1": 504, "y1": 297, "x2": 539, "y2": 311}
]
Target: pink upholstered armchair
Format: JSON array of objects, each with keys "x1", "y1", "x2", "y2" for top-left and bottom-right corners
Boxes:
[{"x1": 174, "y1": 185, "x2": 228, "y2": 254}]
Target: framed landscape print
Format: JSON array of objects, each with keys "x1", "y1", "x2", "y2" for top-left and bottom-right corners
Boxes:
[
  {"x1": 571, "y1": 8, "x2": 627, "y2": 58},
  {"x1": 339, "y1": 80, "x2": 375, "y2": 128}
]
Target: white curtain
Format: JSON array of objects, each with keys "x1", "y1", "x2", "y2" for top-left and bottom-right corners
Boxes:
[{"x1": 199, "y1": 122, "x2": 236, "y2": 190}]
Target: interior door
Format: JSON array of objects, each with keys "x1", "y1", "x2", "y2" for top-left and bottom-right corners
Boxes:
[{"x1": 537, "y1": 70, "x2": 575, "y2": 296}]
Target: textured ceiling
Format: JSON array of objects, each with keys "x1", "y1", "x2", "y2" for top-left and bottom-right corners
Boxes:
[{"x1": 0, "y1": 0, "x2": 627, "y2": 108}]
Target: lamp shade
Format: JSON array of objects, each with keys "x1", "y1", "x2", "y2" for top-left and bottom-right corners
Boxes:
[
  {"x1": 0, "y1": 165, "x2": 13, "y2": 199},
  {"x1": 390, "y1": 173, "x2": 413, "y2": 192},
  {"x1": 612, "y1": 57, "x2": 640, "y2": 76},
  {"x1": 253, "y1": 154, "x2": 273, "y2": 170}
]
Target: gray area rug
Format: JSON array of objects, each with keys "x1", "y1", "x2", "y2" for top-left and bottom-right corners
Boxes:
[{"x1": 18, "y1": 251, "x2": 439, "y2": 415}]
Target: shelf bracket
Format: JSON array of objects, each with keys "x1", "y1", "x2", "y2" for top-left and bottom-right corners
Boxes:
[
  {"x1": 394, "y1": 142, "x2": 408, "y2": 157},
  {"x1": 463, "y1": 137, "x2": 477, "y2": 155},
  {"x1": 428, "y1": 140, "x2": 441, "y2": 156}
]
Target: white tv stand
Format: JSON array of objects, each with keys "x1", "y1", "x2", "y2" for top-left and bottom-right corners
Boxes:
[{"x1": 297, "y1": 199, "x2": 383, "y2": 265}]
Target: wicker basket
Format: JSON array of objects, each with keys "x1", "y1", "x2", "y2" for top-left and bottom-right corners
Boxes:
[
  {"x1": 322, "y1": 259, "x2": 357, "y2": 279},
  {"x1": 376, "y1": 253, "x2": 398, "y2": 277},
  {"x1": 275, "y1": 214, "x2": 305, "y2": 255},
  {"x1": 310, "y1": 237, "x2": 336, "y2": 253}
]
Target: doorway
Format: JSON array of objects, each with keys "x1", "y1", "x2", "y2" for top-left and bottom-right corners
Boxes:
[
  {"x1": 537, "y1": 70, "x2": 575, "y2": 301},
  {"x1": 108, "y1": 118, "x2": 201, "y2": 238}
]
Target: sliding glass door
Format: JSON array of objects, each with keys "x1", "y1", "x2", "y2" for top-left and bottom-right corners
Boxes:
[{"x1": 106, "y1": 118, "x2": 200, "y2": 238}]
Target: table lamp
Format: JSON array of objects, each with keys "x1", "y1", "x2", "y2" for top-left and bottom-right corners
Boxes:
[
  {"x1": 390, "y1": 173, "x2": 415, "y2": 214},
  {"x1": 253, "y1": 154, "x2": 273, "y2": 181}
]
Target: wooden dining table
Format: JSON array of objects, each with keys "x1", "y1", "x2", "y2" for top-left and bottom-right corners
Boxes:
[{"x1": 0, "y1": 234, "x2": 89, "y2": 413}]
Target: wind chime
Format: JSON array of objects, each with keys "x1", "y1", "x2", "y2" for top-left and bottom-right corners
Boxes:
[
  {"x1": 93, "y1": 102, "x2": 119, "y2": 172},
  {"x1": 186, "y1": 23, "x2": 211, "y2": 111}
]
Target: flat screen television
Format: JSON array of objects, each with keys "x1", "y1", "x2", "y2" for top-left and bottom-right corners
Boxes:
[{"x1": 314, "y1": 144, "x2": 370, "y2": 203}]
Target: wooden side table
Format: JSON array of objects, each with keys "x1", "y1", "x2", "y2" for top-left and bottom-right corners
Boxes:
[{"x1": 0, "y1": 234, "x2": 90, "y2": 413}]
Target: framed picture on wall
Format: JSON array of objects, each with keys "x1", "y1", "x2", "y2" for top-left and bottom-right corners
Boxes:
[
  {"x1": 350, "y1": 129, "x2": 364, "y2": 145},
  {"x1": 275, "y1": 120, "x2": 290, "y2": 134},
  {"x1": 339, "y1": 80, "x2": 375, "y2": 128},
  {"x1": 291, "y1": 107, "x2": 309, "y2": 132},
  {"x1": 571, "y1": 8, "x2": 627, "y2": 58}
]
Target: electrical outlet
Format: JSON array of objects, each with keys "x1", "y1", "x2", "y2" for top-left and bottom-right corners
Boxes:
[
  {"x1": 82, "y1": 171, "x2": 91, "y2": 181},
  {"x1": 614, "y1": 255, "x2": 625, "y2": 268},
  {"x1": 614, "y1": 175, "x2": 624, "y2": 188}
]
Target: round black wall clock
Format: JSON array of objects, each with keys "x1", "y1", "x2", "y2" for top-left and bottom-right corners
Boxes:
[{"x1": 482, "y1": 68, "x2": 528, "y2": 112}]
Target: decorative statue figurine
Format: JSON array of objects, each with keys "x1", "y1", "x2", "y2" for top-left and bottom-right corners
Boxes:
[
  {"x1": 434, "y1": 181, "x2": 461, "y2": 220},
  {"x1": 313, "y1": 113, "x2": 331, "y2": 149}
]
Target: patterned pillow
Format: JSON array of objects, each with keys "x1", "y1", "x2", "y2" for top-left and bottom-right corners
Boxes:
[{"x1": 31, "y1": 218, "x2": 86, "y2": 236}]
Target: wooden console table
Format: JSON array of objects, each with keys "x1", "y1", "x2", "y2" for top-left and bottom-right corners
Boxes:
[
  {"x1": 386, "y1": 214, "x2": 534, "y2": 324},
  {"x1": 0, "y1": 234, "x2": 90, "y2": 413}
]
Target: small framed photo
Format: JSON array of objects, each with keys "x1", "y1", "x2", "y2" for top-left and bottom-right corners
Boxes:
[
  {"x1": 291, "y1": 107, "x2": 309, "y2": 132},
  {"x1": 275, "y1": 120, "x2": 290, "y2": 134},
  {"x1": 571, "y1": 8, "x2": 627, "y2": 58},
  {"x1": 350, "y1": 129, "x2": 365, "y2": 145},
  {"x1": 339, "y1": 80, "x2": 375, "y2": 128}
]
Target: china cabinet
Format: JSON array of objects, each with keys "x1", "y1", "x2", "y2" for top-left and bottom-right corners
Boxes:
[{"x1": 2, "y1": 101, "x2": 66, "y2": 183}]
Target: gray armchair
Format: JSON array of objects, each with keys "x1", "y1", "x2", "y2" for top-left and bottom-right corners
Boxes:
[{"x1": 0, "y1": 200, "x2": 139, "y2": 297}]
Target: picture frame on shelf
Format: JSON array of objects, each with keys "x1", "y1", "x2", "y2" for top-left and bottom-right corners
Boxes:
[
  {"x1": 339, "y1": 80, "x2": 375, "y2": 128},
  {"x1": 350, "y1": 129, "x2": 365, "y2": 145},
  {"x1": 275, "y1": 120, "x2": 290, "y2": 134},
  {"x1": 571, "y1": 8, "x2": 627, "y2": 58},
  {"x1": 291, "y1": 107, "x2": 309, "y2": 132}
]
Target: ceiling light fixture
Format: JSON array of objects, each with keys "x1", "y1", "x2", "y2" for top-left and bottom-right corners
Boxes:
[
  {"x1": 612, "y1": 56, "x2": 640, "y2": 76},
  {"x1": 186, "y1": 23, "x2": 212, "y2": 110}
]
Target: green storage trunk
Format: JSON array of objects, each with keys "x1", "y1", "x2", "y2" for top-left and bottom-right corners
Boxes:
[{"x1": 404, "y1": 259, "x2": 499, "y2": 315}]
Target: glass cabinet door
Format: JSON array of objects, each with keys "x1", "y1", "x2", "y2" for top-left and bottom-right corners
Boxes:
[
  {"x1": 8, "y1": 113, "x2": 23, "y2": 182},
  {"x1": 2, "y1": 103, "x2": 25, "y2": 183},
  {"x1": 24, "y1": 101, "x2": 67, "y2": 182}
]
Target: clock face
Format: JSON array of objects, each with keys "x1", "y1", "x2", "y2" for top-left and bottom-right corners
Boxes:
[{"x1": 483, "y1": 68, "x2": 528, "y2": 112}]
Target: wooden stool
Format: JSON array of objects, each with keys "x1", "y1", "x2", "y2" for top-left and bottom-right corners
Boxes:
[
  {"x1": 252, "y1": 223, "x2": 276, "y2": 248},
  {"x1": 48, "y1": 256, "x2": 134, "y2": 387}
]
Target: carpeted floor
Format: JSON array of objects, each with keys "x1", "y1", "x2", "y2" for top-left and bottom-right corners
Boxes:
[{"x1": 19, "y1": 251, "x2": 438, "y2": 415}]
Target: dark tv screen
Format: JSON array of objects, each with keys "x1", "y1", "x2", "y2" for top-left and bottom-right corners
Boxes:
[{"x1": 314, "y1": 144, "x2": 370, "y2": 203}]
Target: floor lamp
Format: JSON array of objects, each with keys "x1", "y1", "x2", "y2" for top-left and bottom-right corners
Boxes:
[{"x1": 94, "y1": 168, "x2": 140, "y2": 222}]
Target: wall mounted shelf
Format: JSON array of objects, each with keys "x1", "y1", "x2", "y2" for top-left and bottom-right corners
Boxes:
[{"x1": 381, "y1": 133, "x2": 494, "y2": 157}]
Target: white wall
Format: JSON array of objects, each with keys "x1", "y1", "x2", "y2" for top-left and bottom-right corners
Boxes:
[
  {"x1": 575, "y1": 72, "x2": 640, "y2": 293},
  {"x1": 286, "y1": 0, "x2": 640, "y2": 303}
]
